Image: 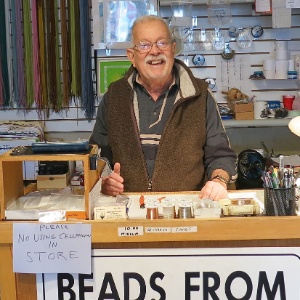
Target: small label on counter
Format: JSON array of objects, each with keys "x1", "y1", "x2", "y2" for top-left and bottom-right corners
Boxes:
[
  {"x1": 145, "y1": 227, "x2": 172, "y2": 233},
  {"x1": 118, "y1": 226, "x2": 144, "y2": 236},
  {"x1": 172, "y1": 226, "x2": 198, "y2": 233}
]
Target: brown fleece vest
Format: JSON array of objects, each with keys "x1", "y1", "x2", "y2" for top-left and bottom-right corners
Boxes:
[{"x1": 107, "y1": 65, "x2": 208, "y2": 192}]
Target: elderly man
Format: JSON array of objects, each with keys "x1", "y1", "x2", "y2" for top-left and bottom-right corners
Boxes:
[{"x1": 90, "y1": 15, "x2": 237, "y2": 200}]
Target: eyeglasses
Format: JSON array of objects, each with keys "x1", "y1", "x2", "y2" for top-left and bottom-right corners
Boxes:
[{"x1": 134, "y1": 39, "x2": 173, "y2": 53}]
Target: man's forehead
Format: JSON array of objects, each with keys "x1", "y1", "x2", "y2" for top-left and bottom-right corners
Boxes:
[{"x1": 133, "y1": 21, "x2": 169, "y2": 39}]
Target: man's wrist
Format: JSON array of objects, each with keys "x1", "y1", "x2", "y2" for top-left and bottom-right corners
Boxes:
[{"x1": 210, "y1": 174, "x2": 229, "y2": 185}]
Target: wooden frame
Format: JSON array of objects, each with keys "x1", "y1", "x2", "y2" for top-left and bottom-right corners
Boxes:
[{"x1": 97, "y1": 58, "x2": 132, "y2": 95}]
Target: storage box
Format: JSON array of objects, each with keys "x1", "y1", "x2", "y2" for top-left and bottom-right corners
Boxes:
[
  {"x1": 70, "y1": 174, "x2": 82, "y2": 186},
  {"x1": 37, "y1": 171, "x2": 71, "y2": 189},
  {"x1": 228, "y1": 102, "x2": 254, "y2": 113},
  {"x1": 234, "y1": 111, "x2": 254, "y2": 120}
]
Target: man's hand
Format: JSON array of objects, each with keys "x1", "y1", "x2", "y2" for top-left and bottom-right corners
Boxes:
[
  {"x1": 101, "y1": 162, "x2": 124, "y2": 196},
  {"x1": 198, "y1": 180, "x2": 228, "y2": 201}
]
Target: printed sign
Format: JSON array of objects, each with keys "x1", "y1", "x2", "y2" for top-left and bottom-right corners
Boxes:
[
  {"x1": 13, "y1": 223, "x2": 91, "y2": 274},
  {"x1": 37, "y1": 247, "x2": 300, "y2": 299}
]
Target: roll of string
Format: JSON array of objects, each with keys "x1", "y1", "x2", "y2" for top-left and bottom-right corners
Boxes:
[
  {"x1": 69, "y1": 1, "x2": 81, "y2": 99},
  {"x1": 23, "y1": 0, "x2": 34, "y2": 108},
  {"x1": 31, "y1": 0, "x2": 42, "y2": 113},
  {"x1": 79, "y1": 0, "x2": 95, "y2": 120},
  {"x1": 12, "y1": 0, "x2": 26, "y2": 107},
  {"x1": 60, "y1": 0, "x2": 70, "y2": 107},
  {"x1": 37, "y1": 0, "x2": 47, "y2": 111}
]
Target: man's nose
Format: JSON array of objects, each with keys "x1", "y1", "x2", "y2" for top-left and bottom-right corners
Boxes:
[{"x1": 149, "y1": 42, "x2": 161, "y2": 53}]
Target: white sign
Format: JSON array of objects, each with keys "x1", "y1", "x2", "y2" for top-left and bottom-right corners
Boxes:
[
  {"x1": 255, "y1": 0, "x2": 271, "y2": 12},
  {"x1": 286, "y1": 0, "x2": 300, "y2": 8},
  {"x1": 13, "y1": 223, "x2": 91, "y2": 274},
  {"x1": 37, "y1": 247, "x2": 300, "y2": 299}
]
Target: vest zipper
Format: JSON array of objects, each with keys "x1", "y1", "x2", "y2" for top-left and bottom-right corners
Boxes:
[{"x1": 148, "y1": 180, "x2": 152, "y2": 191}]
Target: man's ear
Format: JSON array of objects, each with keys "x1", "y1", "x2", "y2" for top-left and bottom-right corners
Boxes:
[
  {"x1": 126, "y1": 49, "x2": 135, "y2": 67},
  {"x1": 172, "y1": 41, "x2": 176, "y2": 52}
]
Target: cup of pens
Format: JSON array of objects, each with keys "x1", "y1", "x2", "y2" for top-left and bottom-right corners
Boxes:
[
  {"x1": 264, "y1": 186, "x2": 296, "y2": 216},
  {"x1": 262, "y1": 155, "x2": 296, "y2": 216}
]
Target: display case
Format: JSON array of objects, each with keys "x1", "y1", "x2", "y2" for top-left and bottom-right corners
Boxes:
[{"x1": 0, "y1": 145, "x2": 101, "y2": 220}]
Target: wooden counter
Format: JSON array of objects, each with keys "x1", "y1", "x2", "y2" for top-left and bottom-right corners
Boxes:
[{"x1": 1, "y1": 215, "x2": 300, "y2": 300}]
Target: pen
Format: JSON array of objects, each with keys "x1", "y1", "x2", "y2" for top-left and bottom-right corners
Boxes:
[
  {"x1": 279, "y1": 155, "x2": 284, "y2": 170},
  {"x1": 262, "y1": 171, "x2": 273, "y2": 188},
  {"x1": 268, "y1": 166, "x2": 279, "y2": 188},
  {"x1": 289, "y1": 167, "x2": 294, "y2": 187},
  {"x1": 283, "y1": 170, "x2": 289, "y2": 188},
  {"x1": 278, "y1": 155, "x2": 284, "y2": 188}
]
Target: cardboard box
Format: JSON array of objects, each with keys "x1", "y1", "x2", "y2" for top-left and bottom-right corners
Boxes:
[
  {"x1": 37, "y1": 171, "x2": 70, "y2": 189},
  {"x1": 228, "y1": 102, "x2": 254, "y2": 113},
  {"x1": 234, "y1": 111, "x2": 254, "y2": 120},
  {"x1": 70, "y1": 174, "x2": 82, "y2": 186}
]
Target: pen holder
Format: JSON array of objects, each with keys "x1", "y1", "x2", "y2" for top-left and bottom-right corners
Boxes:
[{"x1": 264, "y1": 187, "x2": 296, "y2": 216}]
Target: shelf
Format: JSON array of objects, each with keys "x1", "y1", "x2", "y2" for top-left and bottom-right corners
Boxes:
[
  {"x1": 251, "y1": 79, "x2": 300, "y2": 82},
  {"x1": 0, "y1": 145, "x2": 101, "y2": 220},
  {"x1": 160, "y1": 0, "x2": 254, "y2": 6},
  {"x1": 223, "y1": 118, "x2": 293, "y2": 128},
  {"x1": 251, "y1": 78, "x2": 300, "y2": 87}
]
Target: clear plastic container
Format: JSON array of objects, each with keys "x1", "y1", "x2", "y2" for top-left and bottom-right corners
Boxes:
[
  {"x1": 292, "y1": 92, "x2": 300, "y2": 110},
  {"x1": 193, "y1": 199, "x2": 221, "y2": 218}
]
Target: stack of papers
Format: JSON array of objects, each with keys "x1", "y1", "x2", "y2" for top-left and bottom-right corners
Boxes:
[{"x1": 5, "y1": 189, "x2": 85, "y2": 220}]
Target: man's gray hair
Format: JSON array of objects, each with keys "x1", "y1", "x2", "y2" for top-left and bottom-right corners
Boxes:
[{"x1": 131, "y1": 15, "x2": 173, "y2": 44}]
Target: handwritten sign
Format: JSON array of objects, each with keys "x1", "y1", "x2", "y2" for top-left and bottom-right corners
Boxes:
[
  {"x1": 13, "y1": 223, "x2": 92, "y2": 274},
  {"x1": 118, "y1": 226, "x2": 143, "y2": 236}
]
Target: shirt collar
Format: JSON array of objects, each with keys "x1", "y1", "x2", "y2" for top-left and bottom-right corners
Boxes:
[{"x1": 132, "y1": 67, "x2": 179, "y2": 91}]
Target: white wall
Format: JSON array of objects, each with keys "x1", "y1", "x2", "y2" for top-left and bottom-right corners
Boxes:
[{"x1": 1, "y1": 2, "x2": 300, "y2": 155}]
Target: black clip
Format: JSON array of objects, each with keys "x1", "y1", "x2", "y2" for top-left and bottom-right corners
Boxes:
[{"x1": 89, "y1": 154, "x2": 98, "y2": 170}]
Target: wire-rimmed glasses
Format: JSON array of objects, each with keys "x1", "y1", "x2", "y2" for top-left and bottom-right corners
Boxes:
[{"x1": 134, "y1": 39, "x2": 173, "y2": 53}]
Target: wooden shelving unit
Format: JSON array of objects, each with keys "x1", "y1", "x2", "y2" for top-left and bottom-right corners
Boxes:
[{"x1": 0, "y1": 145, "x2": 101, "y2": 220}]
